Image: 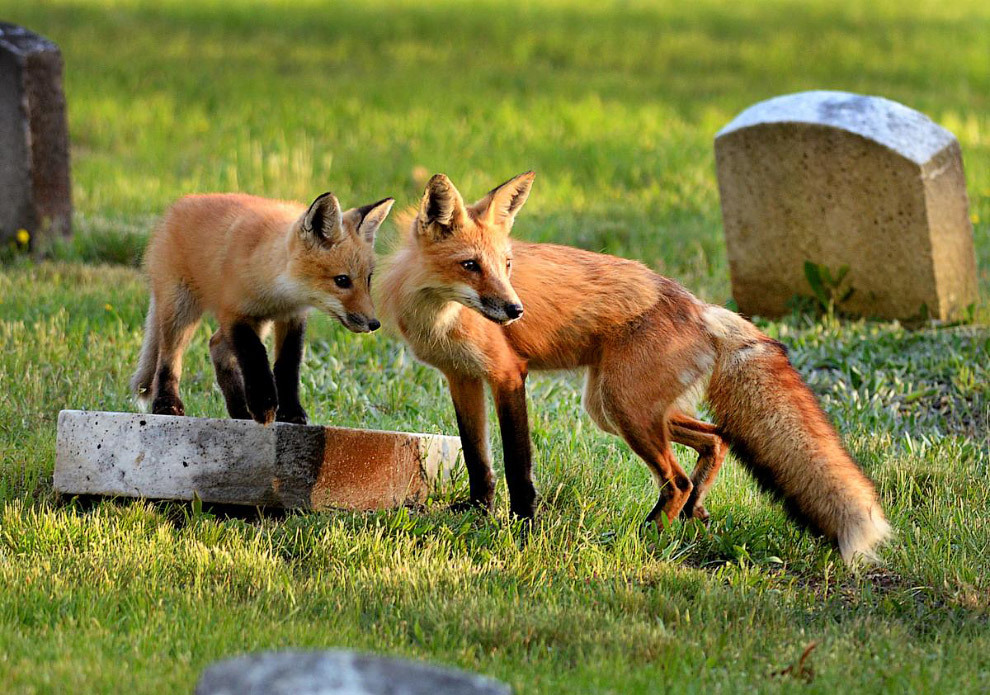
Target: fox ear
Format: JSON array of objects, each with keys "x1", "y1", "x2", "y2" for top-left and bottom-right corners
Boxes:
[
  {"x1": 343, "y1": 197, "x2": 394, "y2": 246},
  {"x1": 418, "y1": 174, "x2": 466, "y2": 241},
  {"x1": 471, "y1": 171, "x2": 535, "y2": 229},
  {"x1": 302, "y1": 192, "x2": 344, "y2": 246}
]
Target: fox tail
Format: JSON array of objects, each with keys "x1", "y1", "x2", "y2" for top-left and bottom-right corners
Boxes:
[{"x1": 701, "y1": 306, "x2": 891, "y2": 564}]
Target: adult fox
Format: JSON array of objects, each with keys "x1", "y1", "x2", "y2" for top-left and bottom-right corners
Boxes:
[
  {"x1": 378, "y1": 171, "x2": 890, "y2": 563},
  {"x1": 132, "y1": 192, "x2": 393, "y2": 425}
]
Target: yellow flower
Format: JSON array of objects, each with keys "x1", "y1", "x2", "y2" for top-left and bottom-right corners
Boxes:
[
  {"x1": 15, "y1": 229, "x2": 30, "y2": 245},
  {"x1": 105, "y1": 304, "x2": 113, "y2": 312},
  {"x1": 972, "y1": 213, "x2": 981, "y2": 225}
]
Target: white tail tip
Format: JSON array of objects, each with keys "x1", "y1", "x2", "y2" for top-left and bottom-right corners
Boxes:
[{"x1": 838, "y1": 507, "x2": 892, "y2": 565}]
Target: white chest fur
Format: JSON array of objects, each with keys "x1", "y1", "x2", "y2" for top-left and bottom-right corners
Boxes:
[{"x1": 400, "y1": 298, "x2": 488, "y2": 377}]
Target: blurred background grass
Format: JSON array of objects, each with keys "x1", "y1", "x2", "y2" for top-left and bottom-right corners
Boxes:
[{"x1": 7, "y1": 0, "x2": 990, "y2": 302}]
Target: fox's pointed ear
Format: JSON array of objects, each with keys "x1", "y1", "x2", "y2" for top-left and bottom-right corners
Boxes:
[
  {"x1": 471, "y1": 171, "x2": 535, "y2": 229},
  {"x1": 343, "y1": 197, "x2": 394, "y2": 246},
  {"x1": 302, "y1": 192, "x2": 344, "y2": 246},
  {"x1": 418, "y1": 174, "x2": 466, "y2": 241}
]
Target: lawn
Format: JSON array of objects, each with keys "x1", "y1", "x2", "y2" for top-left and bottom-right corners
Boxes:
[{"x1": 1, "y1": 0, "x2": 988, "y2": 692}]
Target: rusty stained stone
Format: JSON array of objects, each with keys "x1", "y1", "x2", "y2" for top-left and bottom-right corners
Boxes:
[
  {"x1": 0, "y1": 22, "x2": 72, "y2": 248},
  {"x1": 313, "y1": 429, "x2": 426, "y2": 510},
  {"x1": 54, "y1": 411, "x2": 462, "y2": 511}
]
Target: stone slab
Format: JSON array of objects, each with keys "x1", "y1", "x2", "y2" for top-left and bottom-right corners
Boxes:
[
  {"x1": 715, "y1": 90, "x2": 977, "y2": 320},
  {"x1": 54, "y1": 410, "x2": 462, "y2": 511},
  {"x1": 195, "y1": 650, "x2": 512, "y2": 695},
  {"x1": 0, "y1": 23, "x2": 72, "y2": 248}
]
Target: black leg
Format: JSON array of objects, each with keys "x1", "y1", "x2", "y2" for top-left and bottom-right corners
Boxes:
[
  {"x1": 447, "y1": 374, "x2": 495, "y2": 511},
  {"x1": 209, "y1": 330, "x2": 251, "y2": 420},
  {"x1": 273, "y1": 317, "x2": 308, "y2": 424},
  {"x1": 230, "y1": 322, "x2": 278, "y2": 425},
  {"x1": 493, "y1": 376, "x2": 537, "y2": 518}
]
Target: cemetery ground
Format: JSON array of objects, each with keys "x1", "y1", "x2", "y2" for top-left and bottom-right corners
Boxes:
[{"x1": 1, "y1": 0, "x2": 988, "y2": 692}]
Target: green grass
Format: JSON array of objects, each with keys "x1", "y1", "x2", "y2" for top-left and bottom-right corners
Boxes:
[{"x1": 1, "y1": 0, "x2": 989, "y2": 692}]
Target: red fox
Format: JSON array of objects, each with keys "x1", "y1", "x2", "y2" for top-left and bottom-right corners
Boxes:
[
  {"x1": 378, "y1": 172, "x2": 891, "y2": 563},
  {"x1": 132, "y1": 192, "x2": 393, "y2": 425}
]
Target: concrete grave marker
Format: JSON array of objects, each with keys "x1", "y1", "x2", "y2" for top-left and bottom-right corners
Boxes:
[
  {"x1": 195, "y1": 650, "x2": 512, "y2": 695},
  {"x1": 0, "y1": 23, "x2": 72, "y2": 249},
  {"x1": 54, "y1": 411, "x2": 462, "y2": 511},
  {"x1": 715, "y1": 90, "x2": 977, "y2": 320}
]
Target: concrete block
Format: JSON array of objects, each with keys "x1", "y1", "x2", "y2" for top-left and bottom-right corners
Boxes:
[
  {"x1": 54, "y1": 411, "x2": 462, "y2": 511},
  {"x1": 715, "y1": 90, "x2": 977, "y2": 320},
  {"x1": 0, "y1": 23, "x2": 72, "y2": 249},
  {"x1": 195, "y1": 650, "x2": 512, "y2": 695}
]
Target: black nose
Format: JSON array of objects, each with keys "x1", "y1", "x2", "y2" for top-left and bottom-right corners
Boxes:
[
  {"x1": 505, "y1": 303, "x2": 524, "y2": 319},
  {"x1": 368, "y1": 319, "x2": 381, "y2": 332}
]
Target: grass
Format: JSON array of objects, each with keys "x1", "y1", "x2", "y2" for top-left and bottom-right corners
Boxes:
[{"x1": 1, "y1": 0, "x2": 989, "y2": 692}]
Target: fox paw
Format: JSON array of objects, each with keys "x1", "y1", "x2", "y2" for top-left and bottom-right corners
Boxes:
[
  {"x1": 245, "y1": 389, "x2": 278, "y2": 425},
  {"x1": 691, "y1": 505, "x2": 711, "y2": 524},
  {"x1": 680, "y1": 496, "x2": 711, "y2": 524},
  {"x1": 250, "y1": 407, "x2": 277, "y2": 426},
  {"x1": 449, "y1": 498, "x2": 493, "y2": 514},
  {"x1": 509, "y1": 486, "x2": 540, "y2": 519},
  {"x1": 510, "y1": 499, "x2": 538, "y2": 520},
  {"x1": 151, "y1": 396, "x2": 185, "y2": 417},
  {"x1": 226, "y1": 406, "x2": 253, "y2": 421},
  {"x1": 276, "y1": 406, "x2": 308, "y2": 425}
]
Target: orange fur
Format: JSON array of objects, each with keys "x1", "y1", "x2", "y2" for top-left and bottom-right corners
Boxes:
[
  {"x1": 133, "y1": 191, "x2": 392, "y2": 423},
  {"x1": 378, "y1": 172, "x2": 890, "y2": 564}
]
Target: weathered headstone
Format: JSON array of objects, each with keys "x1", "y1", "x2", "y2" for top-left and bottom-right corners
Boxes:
[
  {"x1": 0, "y1": 23, "x2": 71, "y2": 249},
  {"x1": 54, "y1": 411, "x2": 462, "y2": 511},
  {"x1": 194, "y1": 650, "x2": 512, "y2": 695},
  {"x1": 715, "y1": 90, "x2": 977, "y2": 320}
]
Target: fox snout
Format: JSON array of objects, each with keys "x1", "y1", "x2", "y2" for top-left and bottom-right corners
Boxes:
[
  {"x1": 344, "y1": 313, "x2": 381, "y2": 333},
  {"x1": 480, "y1": 296, "x2": 524, "y2": 325}
]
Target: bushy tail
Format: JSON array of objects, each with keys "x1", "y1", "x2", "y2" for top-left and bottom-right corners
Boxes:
[
  {"x1": 130, "y1": 296, "x2": 159, "y2": 408},
  {"x1": 701, "y1": 306, "x2": 891, "y2": 564}
]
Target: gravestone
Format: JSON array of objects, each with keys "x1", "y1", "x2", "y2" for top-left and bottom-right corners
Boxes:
[
  {"x1": 195, "y1": 650, "x2": 512, "y2": 695},
  {"x1": 54, "y1": 411, "x2": 462, "y2": 511},
  {"x1": 715, "y1": 90, "x2": 977, "y2": 320},
  {"x1": 0, "y1": 23, "x2": 72, "y2": 249}
]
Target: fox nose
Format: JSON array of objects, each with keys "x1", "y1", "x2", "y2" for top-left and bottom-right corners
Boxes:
[
  {"x1": 346, "y1": 313, "x2": 379, "y2": 332},
  {"x1": 505, "y1": 303, "x2": 524, "y2": 320}
]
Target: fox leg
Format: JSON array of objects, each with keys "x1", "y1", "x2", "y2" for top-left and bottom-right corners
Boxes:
[
  {"x1": 669, "y1": 413, "x2": 729, "y2": 522},
  {"x1": 619, "y1": 416, "x2": 694, "y2": 526},
  {"x1": 273, "y1": 316, "x2": 308, "y2": 424},
  {"x1": 151, "y1": 284, "x2": 201, "y2": 416},
  {"x1": 209, "y1": 329, "x2": 251, "y2": 420},
  {"x1": 226, "y1": 319, "x2": 278, "y2": 425},
  {"x1": 446, "y1": 374, "x2": 495, "y2": 512},
  {"x1": 491, "y1": 370, "x2": 538, "y2": 519},
  {"x1": 595, "y1": 379, "x2": 690, "y2": 524},
  {"x1": 587, "y1": 367, "x2": 691, "y2": 523}
]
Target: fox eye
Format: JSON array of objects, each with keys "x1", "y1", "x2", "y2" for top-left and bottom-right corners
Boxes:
[
  {"x1": 460, "y1": 260, "x2": 481, "y2": 273},
  {"x1": 333, "y1": 275, "x2": 352, "y2": 289},
  {"x1": 506, "y1": 259, "x2": 512, "y2": 271},
  {"x1": 367, "y1": 272, "x2": 373, "y2": 288}
]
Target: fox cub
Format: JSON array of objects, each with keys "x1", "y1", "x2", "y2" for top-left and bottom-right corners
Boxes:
[{"x1": 132, "y1": 192, "x2": 393, "y2": 425}]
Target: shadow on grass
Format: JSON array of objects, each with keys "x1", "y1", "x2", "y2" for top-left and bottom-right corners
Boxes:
[{"x1": 59, "y1": 492, "x2": 288, "y2": 526}]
